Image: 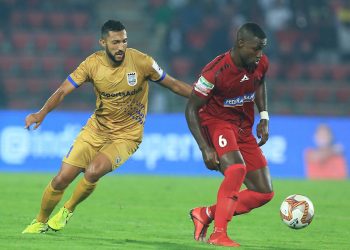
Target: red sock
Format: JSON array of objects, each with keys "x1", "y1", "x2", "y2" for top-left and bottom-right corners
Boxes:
[
  {"x1": 209, "y1": 190, "x2": 274, "y2": 217},
  {"x1": 214, "y1": 164, "x2": 246, "y2": 231},
  {"x1": 235, "y1": 190, "x2": 274, "y2": 215}
]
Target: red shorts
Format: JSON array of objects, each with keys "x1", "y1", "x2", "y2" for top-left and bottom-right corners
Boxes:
[{"x1": 201, "y1": 120, "x2": 267, "y2": 172}]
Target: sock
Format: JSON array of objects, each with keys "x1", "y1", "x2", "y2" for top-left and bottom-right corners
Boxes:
[
  {"x1": 36, "y1": 181, "x2": 65, "y2": 223},
  {"x1": 209, "y1": 190, "x2": 274, "y2": 218},
  {"x1": 214, "y1": 164, "x2": 246, "y2": 231},
  {"x1": 235, "y1": 190, "x2": 274, "y2": 215},
  {"x1": 64, "y1": 177, "x2": 97, "y2": 212}
]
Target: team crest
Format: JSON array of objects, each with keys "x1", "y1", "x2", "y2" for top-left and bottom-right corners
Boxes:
[
  {"x1": 127, "y1": 72, "x2": 137, "y2": 86},
  {"x1": 115, "y1": 156, "x2": 121, "y2": 164}
]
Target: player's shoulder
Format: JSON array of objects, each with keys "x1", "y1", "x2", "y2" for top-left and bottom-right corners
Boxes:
[
  {"x1": 259, "y1": 54, "x2": 269, "y2": 70},
  {"x1": 200, "y1": 51, "x2": 228, "y2": 83},
  {"x1": 127, "y1": 48, "x2": 149, "y2": 59},
  {"x1": 202, "y1": 52, "x2": 228, "y2": 73},
  {"x1": 83, "y1": 50, "x2": 106, "y2": 65}
]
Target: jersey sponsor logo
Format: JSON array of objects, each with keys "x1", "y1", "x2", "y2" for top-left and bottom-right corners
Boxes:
[
  {"x1": 127, "y1": 72, "x2": 137, "y2": 86},
  {"x1": 223, "y1": 92, "x2": 255, "y2": 107},
  {"x1": 152, "y1": 60, "x2": 164, "y2": 77},
  {"x1": 194, "y1": 76, "x2": 214, "y2": 96},
  {"x1": 101, "y1": 86, "x2": 143, "y2": 98},
  {"x1": 240, "y1": 74, "x2": 249, "y2": 82}
]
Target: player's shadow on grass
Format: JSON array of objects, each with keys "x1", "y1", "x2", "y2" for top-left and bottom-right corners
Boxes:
[
  {"x1": 243, "y1": 244, "x2": 316, "y2": 250},
  {"x1": 46, "y1": 234, "x2": 213, "y2": 250},
  {"x1": 125, "y1": 239, "x2": 216, "y2": 250}
]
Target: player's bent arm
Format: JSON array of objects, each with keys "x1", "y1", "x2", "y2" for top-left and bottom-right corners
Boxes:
[
  {"x1": 255, "y1": 79, "x2": 267, "y2": 113},
  {"x1": 40, "y1": 79, "x2": 76, "y2": 114},
  {"x1": 25, "y1": 79, "x2": 76, "y2": 130},
  {"x1": 185, "y1": 93, "x2": 210, "y2": 150},
  {"x1": 255, "y1": 79, "x2": 269, "y2": 146},
  {"x1": 158, "y1": 74, "x2": 192, "y2": 98},
  {"x1": 186, "y1": 93, "x2": 219, "y2": 169}
]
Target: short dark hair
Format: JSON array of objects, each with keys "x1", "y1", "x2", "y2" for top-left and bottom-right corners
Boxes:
[
  {"x1": 101, "y1": 20, "x2": 125, "y2": 38},
  {"x1": 237, "y1": 22, "x2": 266, "y2": 40}
]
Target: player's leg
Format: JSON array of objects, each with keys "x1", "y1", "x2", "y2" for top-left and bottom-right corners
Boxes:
[
  {"x1": 64, "y1": 138, "x2": 139, "y2": 211},
  {"x1": 47, "y1": 128, "x2": 102, "y2": 231},
  {"x1": 235, "y1": 167, "x2": 274, "y2": 215},
  {"x1": 207, "y1": 167, "x2": 274, "y2": 216},
  {"x1": 49, "y1": 139, "x2": 139, "y2": 231},
  {"x1": 191, "y1": 122, "x2": 245, "y2": 246},
  {"x1": 207, "y1": 151, "x2": 245, "y2": 247},
  {"x1": 208, "y1": 134, "x2": 274, "y2": 217},
  {"x1": 48, "y1": 153, "x2": 111, "y2": 231},
  {"x1": 64, "y1": 152, "x2": 112, "y2": 212},
  {"x1": 233, "y1": 134, "x2": 274, "y2": 214},
  {"x1": 22, "y1": 163, "x2": 82, "y2": 233}
]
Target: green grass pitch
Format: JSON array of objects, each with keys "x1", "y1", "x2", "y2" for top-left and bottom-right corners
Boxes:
[{"x1": 0, "y1": 173, "x2": 349, "y2": 250}]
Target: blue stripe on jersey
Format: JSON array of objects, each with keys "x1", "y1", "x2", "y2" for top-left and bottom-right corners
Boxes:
[
  {"x1": 154, "y1": 71, "x2": 166, "y2": 82},
  {"x1": 67, "y1": 75, "x2": 79, "y2": 88}
]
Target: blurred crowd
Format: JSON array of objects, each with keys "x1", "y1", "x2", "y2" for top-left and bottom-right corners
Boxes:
[
  {"x1": 147, "y1": 0, "x2": 350, "y2": 115},
  {"x1": 149, "y1": 0, "x2": 350, "y2": 80},
  {"x1": 0, "y1": 0, "x2": 350, "y2": 115}
]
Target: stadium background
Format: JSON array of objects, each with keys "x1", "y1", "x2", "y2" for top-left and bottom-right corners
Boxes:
[
  {"x1": 0, "y1": 0, "x2": 349, "y2": 178},
  {"x1": 1, "y1": 1, "x2": 350, "y2": 250}
]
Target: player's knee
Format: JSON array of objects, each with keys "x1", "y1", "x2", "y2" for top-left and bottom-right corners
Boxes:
[
  {"x1": 84, "y1": 168, "x2": 100, "y2": 183},
  {"x1": 224, "y1": 164, "x2": 247, "y2": 178},
  {"x1": 85, "y1": 164, "x2": 111, "y2": 183},
  {"x1": 52, "y1": 175, "x2": 71, "y2": 190}
]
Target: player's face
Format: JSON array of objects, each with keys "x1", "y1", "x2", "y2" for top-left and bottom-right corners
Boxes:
[
  {"x1": 103, "y1": 30, "x2": 128, "y2": 63},
  {"x1": 239, "y1": 37, "x2": 267, "y2": 70}
]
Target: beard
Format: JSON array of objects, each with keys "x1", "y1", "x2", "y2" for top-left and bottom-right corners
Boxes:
[
  {"x1": 106, "y1": 47, "x2": 125, "y2": 65},
  {"x1": 242, "y1": 58, "x2": 257, "y2": 73}
]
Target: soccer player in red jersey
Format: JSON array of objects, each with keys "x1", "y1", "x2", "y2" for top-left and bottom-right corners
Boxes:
[{"x1": 186, "y1": 23, "x2": 274, "y2": 247}]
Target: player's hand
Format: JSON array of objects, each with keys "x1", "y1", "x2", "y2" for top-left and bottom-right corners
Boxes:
[
  {"x1": 257, "y1": 119, "x2": 269, "y2": 146},
  {"x1": 25, "y1": 112, "x2": 45, "y2": 130},
  {"x1": 201, "y1": 146, "x2": 220, "y2": 171}
]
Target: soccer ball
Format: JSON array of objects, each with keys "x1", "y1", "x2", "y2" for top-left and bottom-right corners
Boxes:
[{"x1": 280, "y1": 194, "x2": 314, "y2": 229}]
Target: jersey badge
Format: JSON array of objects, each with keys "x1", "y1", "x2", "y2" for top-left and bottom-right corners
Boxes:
[
  {"x1": 127, "y1": 72, "x2": 137, "y2": 86},
  {"x1": 240, "y1": 74, "x2": 249, "y2": 83},
  {"x1": 115, "y1": 156, "x2": 121, "y2": 164}
]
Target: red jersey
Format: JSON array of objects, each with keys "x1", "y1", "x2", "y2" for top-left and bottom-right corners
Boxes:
[{"x1": 193, "y1": 50, "x2": 269, "y2": 129}]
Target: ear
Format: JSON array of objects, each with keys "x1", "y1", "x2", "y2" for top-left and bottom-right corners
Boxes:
[{"x1": 99, "y1": 38, "x2": 106, "y2": 48}]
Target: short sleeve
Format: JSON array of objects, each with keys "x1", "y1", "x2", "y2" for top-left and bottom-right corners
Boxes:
[
  {"x1": 144, "y1": 55, "x2": 166, "y2": 82},
  {"x1": 67, "y1": 57, "x2": 92, "y2": 88}
]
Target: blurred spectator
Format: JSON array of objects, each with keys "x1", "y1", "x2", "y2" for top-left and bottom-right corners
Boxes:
[
  {"x1": 263, "y1": 0, "x2": 293, "y2": 31},
  {"x1": 336, "y1": 0, "x2": 350, "y2": 61},
  {"x1": 304, "y1": 124, "x2": 348, "y2": 179},
  {"x1": 0, "y1": 0, "x2": 14, "y2": 35},
  {"x1": 163, "y1": 17, "x2": 185, "y2": 57},
  {"x1": 0, "y1": 74, "x2": 8, "y2": 108},
  {"x1": 2, "y1": 0, "x2": 350, "y2": 114}
]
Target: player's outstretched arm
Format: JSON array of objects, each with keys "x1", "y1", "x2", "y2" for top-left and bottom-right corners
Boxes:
[
  {"x1": 186, "y1": 93, "x2": 219, "y2": 170},
  {"x1": 158, "y1": 74, "x2": 192, "y2": 98},
  {"x1": 25, "y1": 79, "x2": 76, "y2": 130},
  {"x1": 255, "y1": 79, "x2": 269, "y2": 146}
]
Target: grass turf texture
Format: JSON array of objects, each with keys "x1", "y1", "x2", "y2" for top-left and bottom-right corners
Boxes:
[{"x1": 0, "y1": 173, "x2": 349, "y2": 250}]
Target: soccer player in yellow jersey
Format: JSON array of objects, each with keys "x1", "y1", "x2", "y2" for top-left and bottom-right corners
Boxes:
[{"x1": 22, "y1": 20, "x2": 192, "y2": 233}]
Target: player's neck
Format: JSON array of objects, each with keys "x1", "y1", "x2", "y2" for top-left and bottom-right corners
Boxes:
[
  {"x1": 230, "y1": 49, "x2": 244, "y2": 69},
  {"x1": 105, "y1": 51, "x2": 124, "y2": 68},
  {"x1": 107, "y1": 57, "x2": 123, "y2": 68},
  {"x1": 230, "y1": 49, "x2": 253, "y2": 72}
]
